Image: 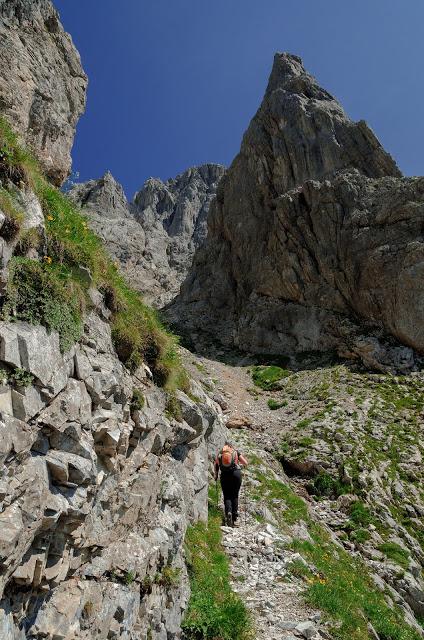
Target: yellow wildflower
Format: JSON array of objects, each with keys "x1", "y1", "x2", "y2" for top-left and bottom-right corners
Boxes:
[
  {"x1": 47, "y1": 214, "x2": 54, "y2": 221},
  {"x1": 44, "y1": 256, "x2": 52, "y2": 265}
]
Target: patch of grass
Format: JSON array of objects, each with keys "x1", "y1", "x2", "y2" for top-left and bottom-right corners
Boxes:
[
  {"x1": 294, "y1": 524, "x2": 421, "y2": 640},
  {"x1": 3, "y1": 257, "x2": 84, "y2": 351},
  {"x1": 253, "y1": 470, "x2": 308, "y2": 524},
  {"x1": 130, "y1": 389, "x2": 145, "y2": 412},
  {"x1": 124, "y1": 570, "x2": 135, "y2": 585},
  {"x1": 182, "y1": 489, "x2": 252, "y2": 640},
  {"x1": 348, "y1": 501, "x2": 374, "y2": 528},
  {"x1": 252, "y1": 365, "x2": 290, "y2": 391},
  {"x1": 165, "y1": 392, "x2": 183, "y2": 422},
  {"x1": 350, "y1": 528, "x2": 371, "y2": 544},
  {"x1": 267, "y1": 398, "x2": 287, "y2": 410},
  {"x1": 0, "y1": 116, "x2": 188, "y2": 389},
  {"x1": 378, "y1": 542, "x2": 410, "y2": 570}
]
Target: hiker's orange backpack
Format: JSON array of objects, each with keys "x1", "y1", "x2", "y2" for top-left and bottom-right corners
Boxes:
[{"x1": 220, "y1": 444, "x2": 238, "y2": 469}]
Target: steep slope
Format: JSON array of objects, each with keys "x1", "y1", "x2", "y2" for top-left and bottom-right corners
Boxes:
[
  {"x1": 0, "y1": 0, "x2": 87, "y2": 184},
  {"x1": 70, "y1": 164, "x2": 225, "y2": 307},
  {"x1": 170, "y1": 53, "x2": 424, "y2": 372}
]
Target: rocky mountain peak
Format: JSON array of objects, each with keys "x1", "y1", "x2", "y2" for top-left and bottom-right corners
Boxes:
[
  {"x1": 170, "y1": 53, "x2": 424, "y2": 373},
  {"x1": 242, "y1": 52, "x2": 400, "y2": 196},
  {"x1": 70, "y1": 163, "x2": 225, "y2": 307},
  {"x1": 69, "y1": 171, "x2": 131, "y2": 220}
]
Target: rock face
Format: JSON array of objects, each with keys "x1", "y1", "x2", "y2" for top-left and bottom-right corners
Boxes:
[
  {"x1": 170, "y1": 53, "x2": 424, "y2": 371},
  {"x1": 69, "y1": 164, "x2": 225, "y2": 307},
  {"x1": 0, "y1": 310, "x2": 226, "y2": 640},
  {"x1": 0, "y1": 0, "x2": 87, "y2": 184}
]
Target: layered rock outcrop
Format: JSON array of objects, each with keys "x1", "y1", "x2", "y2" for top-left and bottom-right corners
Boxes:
[
  {"x1": 0, "y1": 0, "x2": 87, "y2": 184},
  {"x1": 70, "y1": 164, "x2": 225, "y2": 307},
  {"x1": 170, "y1": 53, "x2": 424, "y2": 371},
  {"x1": 0, "y1": 309, "x2": 225, "y2": 639}
]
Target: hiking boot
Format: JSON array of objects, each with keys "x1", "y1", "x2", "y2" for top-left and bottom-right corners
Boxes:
[{"x1": 226, "y1": 512, "x2": 233, "y2": 527}]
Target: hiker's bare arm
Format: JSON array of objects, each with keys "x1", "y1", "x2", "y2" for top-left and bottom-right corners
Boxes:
[{"x1": 239, "y1": 454, "x2": 248, "y2": 466}]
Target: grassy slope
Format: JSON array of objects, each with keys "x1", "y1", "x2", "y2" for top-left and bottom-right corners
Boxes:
[{"x1": 0, "y1": 117, "x2": 187, "y2": 390}]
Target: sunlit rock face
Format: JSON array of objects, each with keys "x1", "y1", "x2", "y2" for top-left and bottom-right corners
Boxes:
[{"x1": 170, "y1": 53, "x2": 424, "y2": 372}]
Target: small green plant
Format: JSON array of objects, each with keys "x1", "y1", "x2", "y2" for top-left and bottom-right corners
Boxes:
[
  {"x1": 287, "y1": 557, "x2": 311, "y2": 579},
  {"x1": 156, "y1": 566, "x2": 181, "y2": 588},
  {"x1": 378, "y1": 542, "x2": 410, "y2": 569},
  {"x1": 9, "y1": 367, "x2": 34, "y2": 388},
  {"x1": 130, "y1": 388, "x2": 145, "y2": 412},
  {"x1": 124, "y1": 570, "x2": 136, "y2": 585},
  {"x1": 252, "y1": 365, "x2": 290, "y2": 391},
  {"x1": 350, "y1": 528, "x2": 371, "y2": 544},
  {"x1": 349, "y1": 501, "x2": 374, "y2": 528},
  {"x1": 267, "y1": 398, "x2": 287, "y2": 410},
  {"x1": 165, "y1": 393, "x2": 183, "y2": 422}
]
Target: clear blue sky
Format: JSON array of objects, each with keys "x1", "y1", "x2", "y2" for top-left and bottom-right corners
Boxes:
[{"x1": 54, "y1": 0, "x2": 424, "y2": 199}]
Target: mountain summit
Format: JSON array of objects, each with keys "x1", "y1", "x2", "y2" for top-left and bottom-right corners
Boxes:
[{"x1": 169, "y1": 53, "x2": 424, "y2": 372}]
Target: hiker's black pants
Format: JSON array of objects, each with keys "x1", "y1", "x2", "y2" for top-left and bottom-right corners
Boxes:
[{"x1": 220, "y1": 469, "x2": 242, "y2": 520}]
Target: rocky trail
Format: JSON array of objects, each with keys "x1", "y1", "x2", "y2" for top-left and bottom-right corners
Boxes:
[
  {"x1": 184, "y1": 350, "x2": 424, "y2": 639},
  {"x1": 221, "y1": 437, "x2": 326, "y2": 640}
]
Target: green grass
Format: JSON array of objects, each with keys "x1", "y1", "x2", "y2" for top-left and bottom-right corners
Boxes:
[
  {"x1": 182, "y1": 486, "x2": 252, "y2": 640},
  {"x1": 378, "y1": 543, "x2": 410, "y2": 570},
  {"x1": 252, "y1": 365, "x2": 290, "y2": 391},
  {"x1": 294, "y1": 525, "x2": 422, "y2": 640},
  {"x1": 267, "y1": 398, "x2": 287, "y2": 410},
  {"x1": 252, "y1": 470, "x2": 308, "y2": 524},
  {"x1": 0, "y1": 116, "x2": 187, "y2": 389}
]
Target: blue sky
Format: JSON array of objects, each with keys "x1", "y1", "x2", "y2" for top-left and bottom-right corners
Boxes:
[{"x1": 54, "y1": 0, "x2": 424, "y2": 199}]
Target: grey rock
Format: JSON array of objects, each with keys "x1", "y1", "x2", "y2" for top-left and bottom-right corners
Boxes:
[
  {"x1": 69, "y1": 164, "x2": 225, "y2": 307},
  {"x1": 170, "y1": 52, "x2": 424, "y2": 371},
  {"x1": 0, "y1": 0, "x2": 87, "y2": 184}
]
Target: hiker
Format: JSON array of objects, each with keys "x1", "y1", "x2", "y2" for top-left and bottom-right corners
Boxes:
[{"x1": 214, "y1": 441, "x2": 248, "y2": 527}]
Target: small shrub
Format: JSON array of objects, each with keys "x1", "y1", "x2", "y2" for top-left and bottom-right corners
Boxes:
[
  {"x1": 165, "y1": 393, "x2": 183, "y2": 422},
  {"x1": 350, "y1": 528, "x2": 371, "y2": 544},
  {"x1": 9, "y1": 368, "x2": 34, "y2": 388},
  {"x1": 311, "y1": 472, "x2": 350, "y2": 499},
  {"x1": 267, "y1": 398, "x2": 287, "y2": 410},
  {"x1": 252, "y1": 365, "x2": 290, "y2": 390},
  {"x1": 378, "y1": 542, "x2": 410, "y2": 569},
  {"x1": 156, "y1": 566, "x2": 181, "y2": 588},
  {"x1": 124, "y1": 571, "x2": 136, "y2": 585},
  {"x1": 130, "y1": 389, "x2": 145, "y2": 412},
  {"x1": 349, "y1": 501, "x2": 373, "y2": 528}
]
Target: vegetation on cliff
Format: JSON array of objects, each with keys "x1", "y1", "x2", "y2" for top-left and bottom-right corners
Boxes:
[{"x1": 0, "y1": 116, "x2": 187, "y2": 389}]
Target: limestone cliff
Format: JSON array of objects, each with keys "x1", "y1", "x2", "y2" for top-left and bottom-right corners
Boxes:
[
  {"x1": 170, "y1": 53, "x2": 424, "y2": 372},
  {"x1": 0, "y1": 0, "x2": 87, "y2": 184},
  {"x1": 70, "y1": 164, "x2": 225, "y2": 307}
]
